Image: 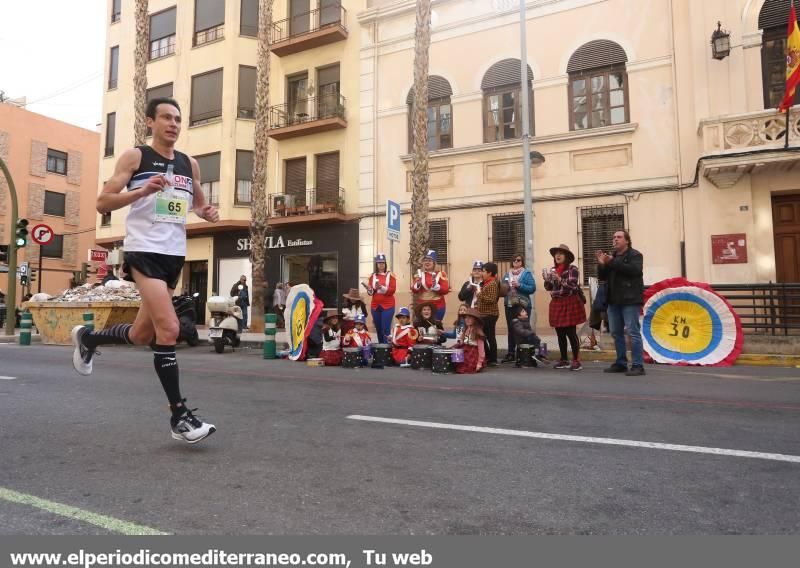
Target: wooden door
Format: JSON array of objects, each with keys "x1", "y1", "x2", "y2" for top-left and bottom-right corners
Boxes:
[{"x1": 772, "y1": 194, "x2": 800, "y2": 283}]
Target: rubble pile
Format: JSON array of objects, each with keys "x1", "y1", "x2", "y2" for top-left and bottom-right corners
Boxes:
[{"x1": 42, "y1": 281, "x2": 141, "y2": 303}]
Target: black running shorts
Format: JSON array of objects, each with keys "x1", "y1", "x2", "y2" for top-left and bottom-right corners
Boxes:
[{"x1": 123, "y1": 251, "x2": 185, "y2": 290}]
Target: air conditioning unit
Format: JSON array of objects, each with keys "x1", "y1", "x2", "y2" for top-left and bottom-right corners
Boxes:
[{"x1": 271, "y1": 194, "x2": 295, "y2": 211}]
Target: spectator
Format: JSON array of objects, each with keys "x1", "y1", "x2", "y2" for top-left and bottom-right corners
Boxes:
[
  {"x1": 411, "y1": 249, "x2": 450, "y2": 321},
  {"x1": 597, "y1": 229, "x2": 645, "y2": 376},
  {"x1": 508, "y1": 304, "x2": 543, "y2": 367},
  {"x1": 273, "y1": 283, "x2": 286, "y2": 328},
  {"x1": 102, "y1": 267, "x2": 119, "y2": 285},
  {"x1": 476, "y1": 261, "x2": 500, "y2": 366},
  {"x1": 365, "y1": 252, "x2": 396, "y2": 344},
  {"x1": 414, "y1": 302, "x2": 445, "y2": 346},
  {"x1": 457, "y1": 261, "x2": 484, "y2": 309},
  {"x1": 229, "y1": 275, "x2": 250, "y2": 331},
  {"x1": 543, "y1": 244, "x2": 586, "y2": 371},
  {"x1": 501, "y1": 253, "x2": 536, "y2": 363}
]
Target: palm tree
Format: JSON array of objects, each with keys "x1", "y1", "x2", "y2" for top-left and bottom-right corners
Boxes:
[
  {"x1": 133, "y1": 0, "x2": 149, "y2": 145},
  {"x1": 409, "y1": 0, "x2": 432, "y2": 272},
  {"x1": 249, "y1": 0, "x2": 274, "y2": 328}
]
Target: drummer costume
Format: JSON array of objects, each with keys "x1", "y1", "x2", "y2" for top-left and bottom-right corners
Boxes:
[
  {"x1": 341, "y1": 288, "x2": 368, "y2": 336},
  {"x1": 391, "y1": 308, "x2": 418, "y2": 366},
  {"x1": 367, "y1": 253, "x2": 396, "y2": 344},
  {"x1": 455, "y1": 308, "x2": 486, "y2": 374},
  {"x1": 414, "y1": 302, "x2": 446, "y2": 346},
  {"x1": 320, "y1": 313, "x2": 343, "y2": 366},
  {"x1": 411, "y1": 250, "x2": 450, "y2": 321},
  {"x1": 342, "y1": 314, "x2": 372, "y2": 348}
]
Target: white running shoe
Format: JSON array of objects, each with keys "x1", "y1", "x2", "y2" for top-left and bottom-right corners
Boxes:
[
  {"x1": 71, "y1": 325, "x2": 96, "y2": 376},
  {"x1": 170, "y1": 407, "x2": 216, "y2": 444}
]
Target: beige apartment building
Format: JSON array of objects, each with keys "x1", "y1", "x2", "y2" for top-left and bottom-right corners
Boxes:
[
  {"x1": 355, "y1": 0, "x2": 800, "y2": 323},
  {"x1": 96, "y1": 0, "x2": 364, "y2": 315},
  {"x1": 0, "y1": 103, "x2": 100, "y2": 298},
  {"x1": 97, "y1": 0, "x2": 799, "y2": 325}
]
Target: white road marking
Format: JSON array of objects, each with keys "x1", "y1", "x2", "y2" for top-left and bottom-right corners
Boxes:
[
  {"x1": 347, "y1": 415, "x2": 800, "y2": 464},
  {"x1": 0, "y1": 376, "x2": 18, "y2": 380}
]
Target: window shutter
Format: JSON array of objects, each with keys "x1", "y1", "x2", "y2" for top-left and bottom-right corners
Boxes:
[
  {"x1": 240, "y1": 0, "x2": 259, "y2": 36},
  {"x1": 194, "y1": 153, "x2": 221, "y2": 183},
  {"x1": 428, "y1": 219, "x2": 449, "y2": 266},
  {"x1": 491, "y1": 213, "x2": 525, "y2": 262},
  {"x1": 147, "y1": 83, "x2": 173, "y2": 102},
  {"x1": 150, "y1": 8, "x2": 177, "y2": 42},
  {"x1": 236, "y1": 150, "x2": 253, "y2": 180},
  {"x1": 238, "y1": 66, "x2": 256, "y2": 117},
  {"x1": 109, "y1": 46, "x2": 119, "y2": 88},
  {"x1": 105, "y1": 112, "x2": 116, "y2": 155},
  {"x1": 567, "y1": 40, "x2": 628, "y2": 73},
  {"x1": 285, "y1": 157, "x2": 307, "y2": 206},
  {"x1": 407, "y1": 75, "x2": 453, "y2": 105},
  {"x1": 315, "y1": 152, "x2": 339, "y2": 204},
  {"x1": 481, "y1": 59, "x2": 533, "y2": 90},
  {"x1": 44, "y1": 191, "x2": 66, "y2": 217},
  {"x1": 195, "y1": 0, "x2": 225, "y2": 32},
  {"x1": 759, "y1": 0, "x2": 792, "y2": 30},
  {"x1": 191, "y1": 69, "x2": 223, "y2": 124},
  {"x1": 580, "y1": 205, "x2": 625, "y2": 283}
]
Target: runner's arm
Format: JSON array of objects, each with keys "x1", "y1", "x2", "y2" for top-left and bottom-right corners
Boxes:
[
  {"x1": 97, "y1": 148, "x2": 163, "y2": 213},
  {"x1": 190, "y1": 156, "x2": 220, "y2": 222}
]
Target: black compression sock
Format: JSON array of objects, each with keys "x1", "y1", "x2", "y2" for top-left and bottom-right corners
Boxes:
[
  {"x1": 83, "y1": 324, "x2": 132, "y2": 349},
  {"x1": 152, "y1": 344, "x2": 182, "y2": 409}
]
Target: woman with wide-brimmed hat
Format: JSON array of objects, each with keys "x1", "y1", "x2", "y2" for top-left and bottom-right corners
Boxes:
[
  {"x1": 455, "y1": 308, "x2": 486, "y2": 374},
  {"x1": 413, "y1": 301, "x2": 446, "y2": 346},
  {"x1": 543, "y1": 244, "x2": 586, "y2": 371},
  {"x1": 341, "y1": 288, "x2": 367, "y2": 335},
  {"x1": 364, "y1": 252, "x2": 396, "y2": 344},
  {"x1": 320, "y1": 312, "x2": 344, "y2": 366}
]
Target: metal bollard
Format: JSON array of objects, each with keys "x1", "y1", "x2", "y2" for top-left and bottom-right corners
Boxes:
[
  {"x1": 263, "y1": 313, "x2": 277, "y2": 359},
  {"x1": 19, "y1": 312, "x2": 32, "y2": 346},
  {"x1": 82, "y1": 311, "x2": 94, "y2": 332}
]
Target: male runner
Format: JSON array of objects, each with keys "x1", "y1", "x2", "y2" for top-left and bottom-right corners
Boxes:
[{"x1": 71, "y1": 97, "x2": 219, "y2": 444}]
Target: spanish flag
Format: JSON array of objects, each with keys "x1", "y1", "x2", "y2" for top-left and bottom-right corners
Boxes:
[{"x1": 779, "y1": 1, "x2": 800, "y2": 111}]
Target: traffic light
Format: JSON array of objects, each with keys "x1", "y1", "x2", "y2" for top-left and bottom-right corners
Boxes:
[
  {"x1": 15, "y1": 219, "x2": 29, "y2": 248},
  {"x1": 20, "y1": 274, "x2": 28, "y2": 286},
  {"x1": 29, "y1": 266, "x2": 37, "y2": 284},
  {"x1": 0, "y1": 245, "x2": 7, "y2": 263}
]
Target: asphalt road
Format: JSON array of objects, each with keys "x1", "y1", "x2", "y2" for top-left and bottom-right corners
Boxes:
[{"x1": 0, "y1": 343, "x2": 799, "y2": 535}]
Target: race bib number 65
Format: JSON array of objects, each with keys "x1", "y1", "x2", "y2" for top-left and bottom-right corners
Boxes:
[{"x1": 154, "y1": 195, "x2": 188, "y2": 224}]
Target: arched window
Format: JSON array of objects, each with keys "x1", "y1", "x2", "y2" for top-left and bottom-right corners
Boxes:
[
  {"x1": 481, "y1": 58, "x2": 534, "y2": 142},
  {"x1": 567, "y1": 40, "x2": 629, "y2": 130},
  {"x1": 760, "y1": 0, "x2": 800, "y2": 108},
  {"x1": 407, "y1": 76, "x2": 453, "y2": 152}
]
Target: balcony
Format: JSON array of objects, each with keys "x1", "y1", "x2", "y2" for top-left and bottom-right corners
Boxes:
[
  {"x1": 699, "y1": 107, "x2": 800, "y2": 188},
  {"x1": 268, "y1": 188, "x2": 347, "y2": 224},
  {"x1": 269, "y1": 5, "x2": 348, "y2": 57},
  {"x1": 268, "y1": 93, "x2": 346, "y2": 140}
]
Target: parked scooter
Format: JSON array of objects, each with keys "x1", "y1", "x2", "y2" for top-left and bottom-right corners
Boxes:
[
  {"x1": 207, "y1": 295, "x2": 242, "y2": 353},
  {"x1": 172, "y1": 292, "x2": 200, "y2": 347}
]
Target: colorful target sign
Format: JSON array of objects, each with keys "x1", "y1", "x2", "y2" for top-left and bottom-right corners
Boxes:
[
  {"x1": 642, "y1": 278, "x2": 743, "y2": 367},
  {"x1": 284, "y1": 284, "x2": 324, "y2": 361}
]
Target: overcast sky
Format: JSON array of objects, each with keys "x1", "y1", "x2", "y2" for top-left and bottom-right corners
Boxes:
[{"x1": 1, "y1": 0, "x2": 106, "y2": 131}]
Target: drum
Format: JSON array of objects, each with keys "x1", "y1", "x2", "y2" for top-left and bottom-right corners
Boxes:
[
  {"x1": 517, "y1": 344, "x2": 534, "y2": 366},
  {"x1": 410, "y1": 345, "x2": 433, "y2": 370},
  {"x1": 342, "y1": 348, "x2": 362, "y2": 369},
  {"x1": 371, "y1": 343, "x2": 390, "y2": 369},
  {"x1": 451, "y1": 348, "x2": 465, "y2": 363},
  {"x1": 432, "y1": 349, "x2": 455, "y2": 374}
]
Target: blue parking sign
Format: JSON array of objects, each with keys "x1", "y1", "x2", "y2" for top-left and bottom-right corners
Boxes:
[{"x1": 387, "y1": 200, "x2": 401, "y2": 242}]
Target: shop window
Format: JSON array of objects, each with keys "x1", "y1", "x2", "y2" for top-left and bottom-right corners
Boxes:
[
  {"x1": 46, "y1": 149, "x2": 67, "y2": 175},
  {"x1": 567, "y1": 40, "x2": 629, "y2": 131},
  {"x1": 150, "y1": 7, "x2": 177, "y2": 60},
  {"x1": 481, "y1": 59, "x2": 534, "y2": 142},
  {"x1": 579, "y1": 204, "x2": 625, "y2": 284}
]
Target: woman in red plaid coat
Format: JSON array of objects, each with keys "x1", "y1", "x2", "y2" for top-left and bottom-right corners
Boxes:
[{"x1": 543, "y1": 244, "x2": 586, "y2": 371}]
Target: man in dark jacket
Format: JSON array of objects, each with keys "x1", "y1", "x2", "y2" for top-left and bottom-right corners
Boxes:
[
  {"x1": 596, "y1": 230, "x2": 645, "y2": 376},
  {"x1": 230, "y1": 275, "x2": 250, "y2": 331}
]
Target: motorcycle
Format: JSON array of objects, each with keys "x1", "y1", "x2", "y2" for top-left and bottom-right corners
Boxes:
[
  {"x1": 172, "y1": 292, "x2": 200, "y2": 347},
  {"x1": 207, "y1": 295, "x2": 242, "y2": 353}
]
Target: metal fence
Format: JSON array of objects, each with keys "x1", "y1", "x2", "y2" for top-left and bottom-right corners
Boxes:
[
  {"x1": 268, "y1": 93, "x2": 346, "y2": 129},
  {"x1": 711, "y1": 283, "x2": 800, "y2": 335},
  {"x1": 269, "y1": 4, "x2": 347, "y2": 44}
]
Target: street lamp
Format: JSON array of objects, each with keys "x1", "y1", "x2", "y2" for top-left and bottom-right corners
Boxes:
[{"x1": 711, "y1": 21, "x2": 731, "y2": 60}]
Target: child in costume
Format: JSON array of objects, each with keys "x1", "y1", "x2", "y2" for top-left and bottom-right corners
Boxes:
[
  {"x1": 320, "y1": 313, "x2": 343, "y2": 366},
  {"x1": 410, "y1": 249, "x2": 450, "y2": 321},
  {"x1": 342, "y1": 313, "x2": 372, "y2": 348},
  {"x1": 455, "y1": 308, "x2": 486, "y2": 374},
  {"x1": 341, "y1": 288, "x2": 368, "y2": 336},
  {"x1": 390, "y1": 307, "x2": 418, "y2": 367},
  {"x1": 414, "y1": 302, "x2": 446, "y2": 346},
  {"x1": 442, "y1": 304, "x2": 468, "y2": 343},
  {"x1": 365, "y1": 252, "x2": 396, "y2": 344}
]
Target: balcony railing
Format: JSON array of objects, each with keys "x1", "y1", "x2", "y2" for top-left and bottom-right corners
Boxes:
[
  {"x1": 194, "y1": 24, "x2": 224, "y2": 46},
  {"x1": 268, "y1": 93, "x2": 346, "y2": 139},
  {"x1": 711, "y1": 283, "x2": 800, "y2": 336},
  {"x1": 269, "y1": 187, "x2": 344, "y2": 218},
  {"x1": 269, "y1": 4, "x2": 347, "y2": 56},
  {"x1": 700, "y1": 107, "x2": 800, "y2": 153}
]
